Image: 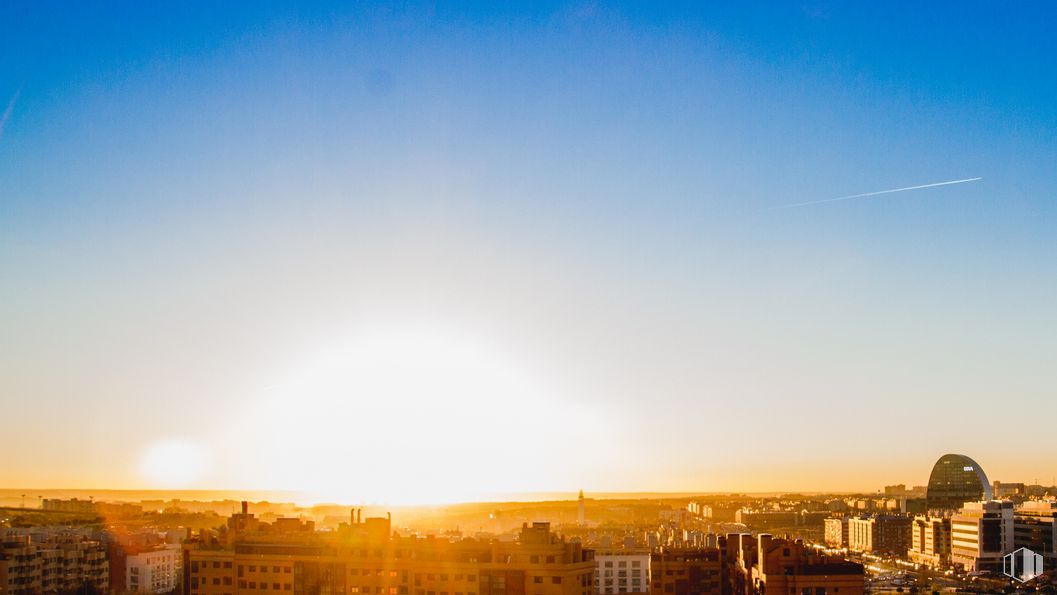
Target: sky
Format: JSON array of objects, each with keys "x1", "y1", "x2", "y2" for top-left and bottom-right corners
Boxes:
[{"x1": 1, "y1": 1, "x2": 1056, "y2": 504}]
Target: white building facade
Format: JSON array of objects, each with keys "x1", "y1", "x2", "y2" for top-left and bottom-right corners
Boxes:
[
  {"x1": 594, "y1": 551, "x2": 650, "y2": 595},
  {"x1": 127, "y1": 545, "x2": 182, "y2": 594}
]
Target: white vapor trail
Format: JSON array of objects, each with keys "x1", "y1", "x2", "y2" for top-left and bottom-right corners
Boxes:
[
  {"x1": 0, "y1": 87, "x2": 22, "y2": 141},
  {"x1": 763, "y1": 177, "x2": 983, "y2": 211}
]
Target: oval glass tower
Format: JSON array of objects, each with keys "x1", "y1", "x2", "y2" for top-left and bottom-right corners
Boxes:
[{"x1": 926, "y1": 453, "x2": 992, "y2": 511}]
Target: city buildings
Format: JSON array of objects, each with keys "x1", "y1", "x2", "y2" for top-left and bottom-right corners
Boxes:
[
  {"x1": 185, "y1": 508, "x2": 595, "y2": 595},
  {"x1": 0, "y1": 528, "x2": 109, "y2": 595},
  {"x1": 993, "y1": 482, "x2": 1027, "y2": 500},
  {"x1": 728, "y1": 534, "x2": 864, "y2": 595},
  {"x1": 41, "y1": 499, "x2": 99, "y2": 515},
  {"x1": 847, "y1": 515, "x2": 912, "y2": 556},
  {"x1": 733, "y1": 510, "x2": 829, "y2": 532},
  {"x1": 684, "y1": 505, "x2": 710, "y2": 520},
  {"x1": 950, "y1": 500, "x2": 1014, "y2": 572},
  {"x1": 594, "y1": 551, "x2": 648, "y2": 595},
  {"x1": 926, "y1": 454, "x2": 992, "y2": 511},
  {"x1": 908, "y1": 515, "x2": 951, "y2": 568}
]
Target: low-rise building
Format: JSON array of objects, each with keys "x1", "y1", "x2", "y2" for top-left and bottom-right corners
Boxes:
[{"x1": 847, "y1": 515, "x2": 911, "y2": 556}]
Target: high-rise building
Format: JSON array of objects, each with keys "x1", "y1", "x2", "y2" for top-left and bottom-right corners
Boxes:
[
  {"x1": 926, "y1": 454, "x2": 992, "y2": 511},
  {"x1": 594, "y1": 551, "x2": 648, "y2": 595},
  {"x1": 847, "y1": 515, "x2": 911, "y2": 556},
  {"x1": 908, "y1": 515, "x2": 951, "y2": 568},
  {"x1": 950, "y1": 501, "x2": 1014, "y2": 572}
]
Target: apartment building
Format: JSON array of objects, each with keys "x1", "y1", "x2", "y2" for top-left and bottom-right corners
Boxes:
[
  {"x1": 649, "y1": 549, "x2": 723, "y2": 595},
  {"x1": 184, "y1": 510, "x2": 593, "y2": 595},
  {"x1": 822, "y1": 518, "x2": 848, "y2": 549},
  {"x1": 908, "y1": 515, "x2": 951, "y2": 569},
  {"x1": 847, "y1": 515, "x2": 911, "y2": 556},
  {"x1": 0, "y1": 530, "x2": 109, "y2": 595},
  {"x1": 747, "y1": 535, "x2": 864, "y2": 595},
  {"x1": 594, "y1": 551, "x2": 648, "y2": 595},
  {"x1": 127, "y1": 545, "x2": 182, "y2": 594}
]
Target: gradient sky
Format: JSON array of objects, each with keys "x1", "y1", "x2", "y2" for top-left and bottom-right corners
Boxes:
[{"x1": 2, "y1": 2, "x2": 1056, "y2": 503}]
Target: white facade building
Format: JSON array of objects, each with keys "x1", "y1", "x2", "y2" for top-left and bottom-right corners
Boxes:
[
  {"x1": 951, "y1": 500, "x2": 1015, "y2": 572},
  {"x1": 594, "y1": 551, "x2": 650, "y2": 595},
  {"x1": 127, "y1": 544, "x2": 182, "y2": 594}
]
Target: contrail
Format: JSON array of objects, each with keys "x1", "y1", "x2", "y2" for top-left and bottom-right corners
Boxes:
[
  {"x1": 0, "y1": 86, "x2": 22, "y2": 141},
  {"x1": 762, "y1": 177, "x2": 982, "y2": 211}
]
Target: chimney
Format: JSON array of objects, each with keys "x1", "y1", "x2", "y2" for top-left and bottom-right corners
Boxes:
[{"x1": 241, "y1": 501, "x2": 248, "y2": 515}]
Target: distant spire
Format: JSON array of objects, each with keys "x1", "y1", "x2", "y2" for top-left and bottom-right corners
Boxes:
[{"x1": 577, "y1": 489, "x2": 585, "y2": 526}]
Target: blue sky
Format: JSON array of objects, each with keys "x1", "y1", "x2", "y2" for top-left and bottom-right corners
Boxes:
[{"x1": 1, "y1": 2, "x2": 1055, "y2": 498}]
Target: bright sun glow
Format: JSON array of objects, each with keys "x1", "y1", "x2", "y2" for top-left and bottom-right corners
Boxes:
[
  {"x1": 224, "y1": 323, "x2": 613, "y2": 505},
  {"x1": 139, "y1": 438, "x2": 211, "y2": 487}
]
